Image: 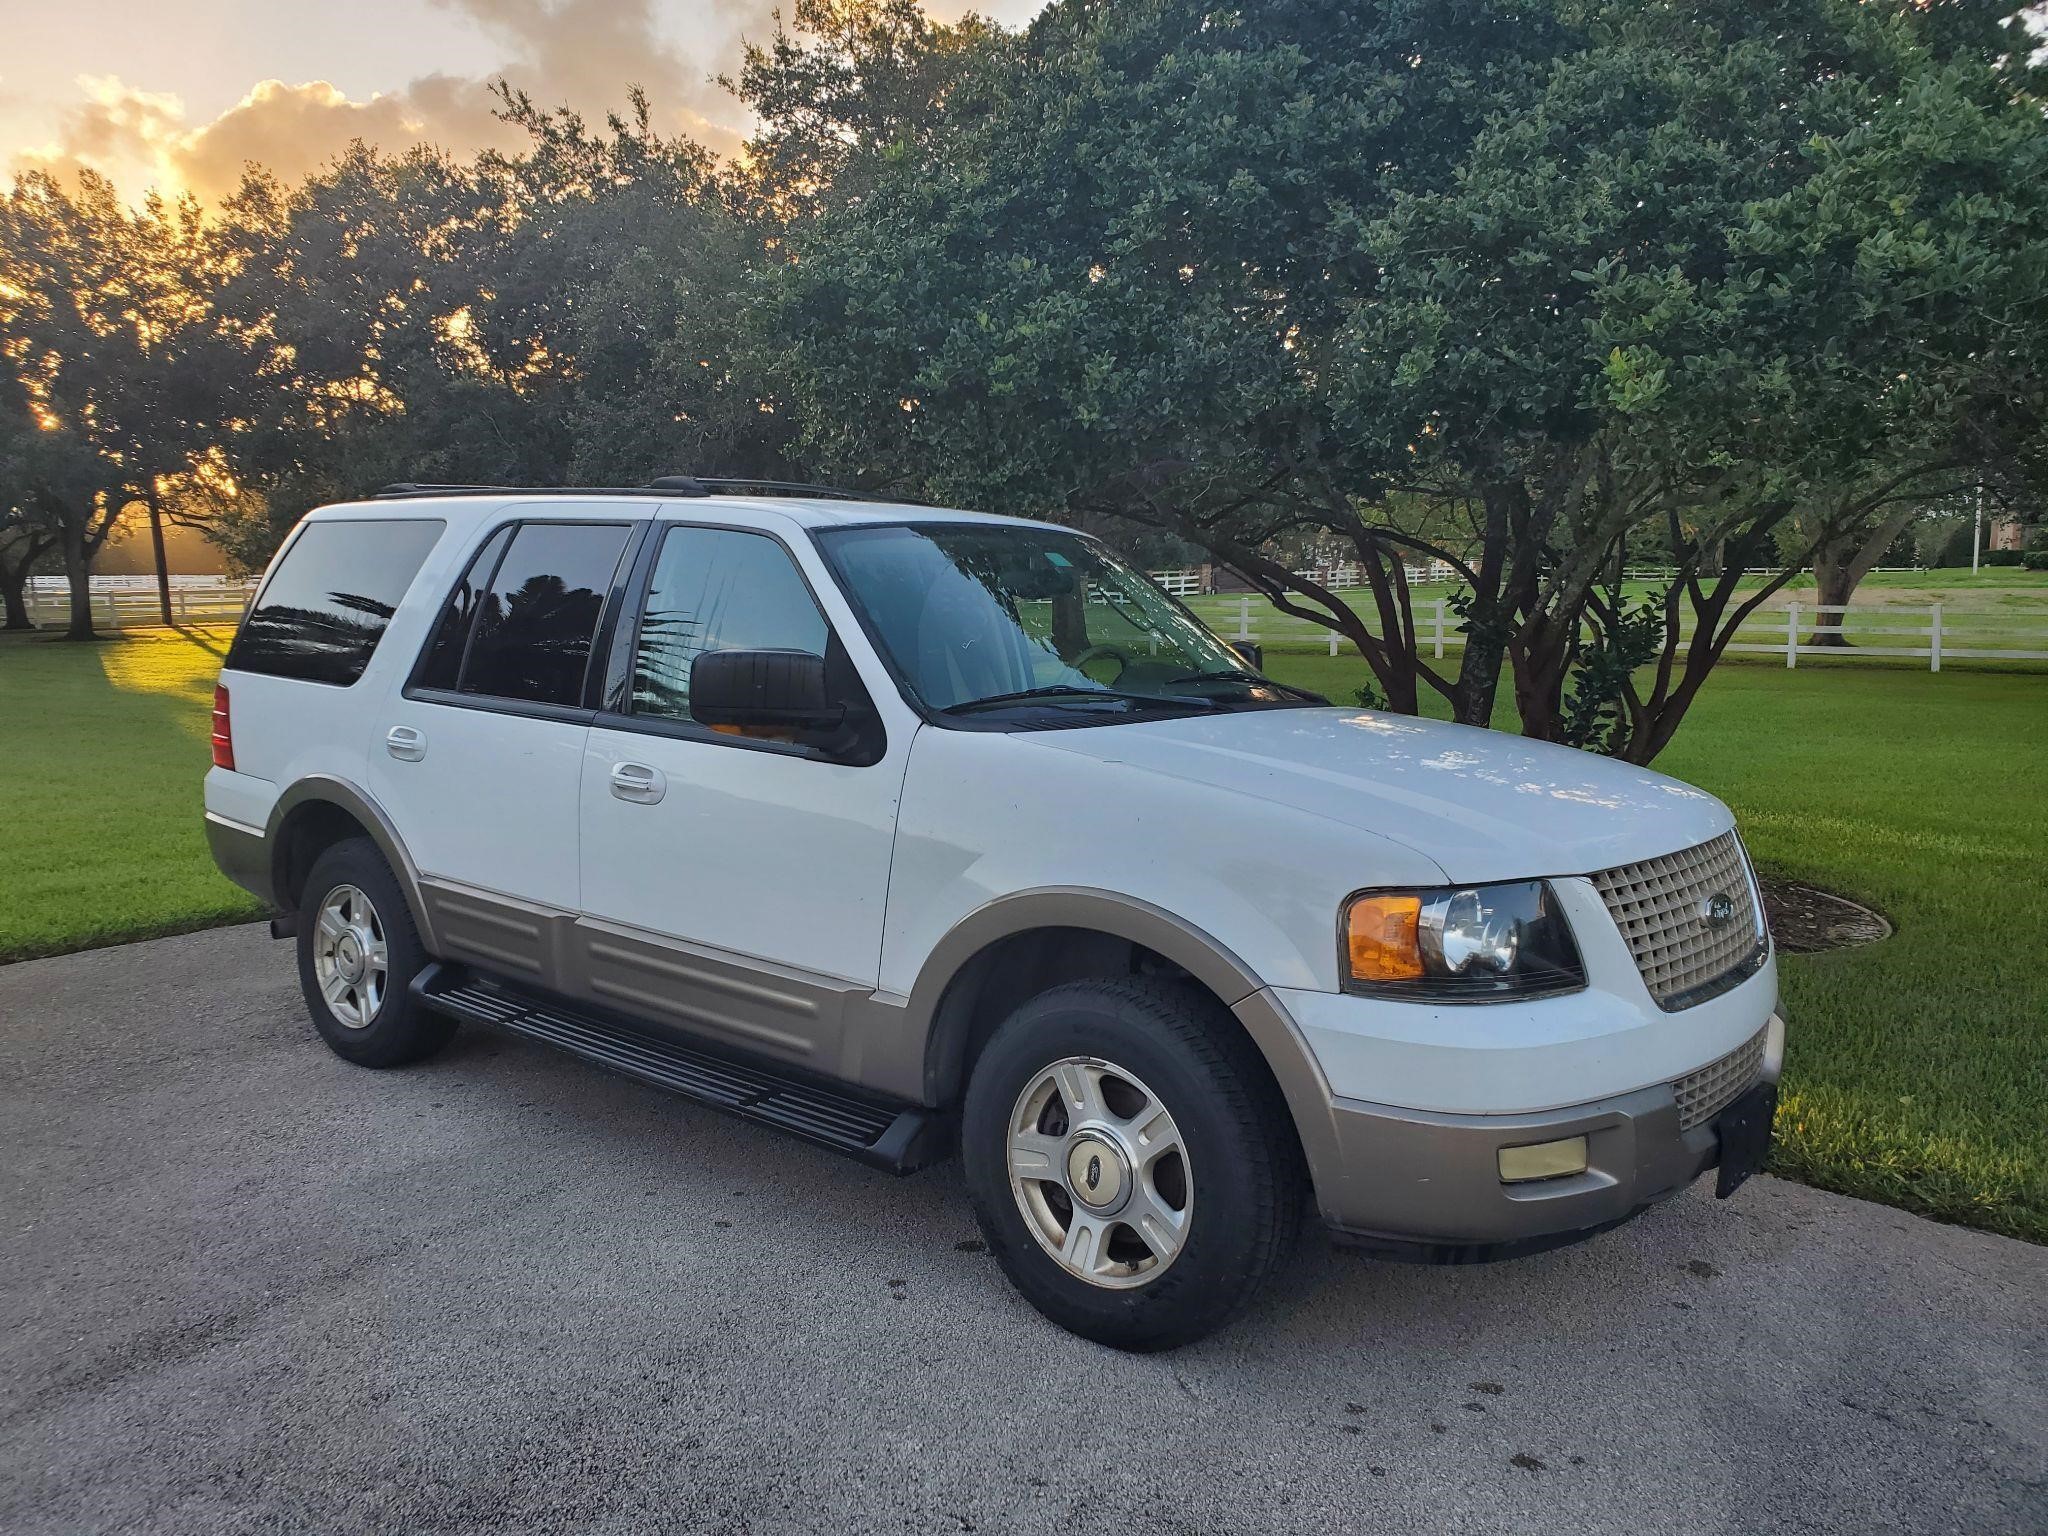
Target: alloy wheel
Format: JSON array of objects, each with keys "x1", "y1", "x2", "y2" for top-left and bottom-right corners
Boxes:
[
  {"x1": 313, "y1": 883, "x2": 388, "y2": 1029},
  {"x1": 1006, "y1": 1056, "x2": 1191, "y2": 1289}
]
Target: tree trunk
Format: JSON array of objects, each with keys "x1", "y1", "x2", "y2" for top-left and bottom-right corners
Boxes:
[
  {"x1": 1510, "y1": 615, "x2": 1575, "y2": 743},
  {"x1": 1, "y1": 567, "x2": 33, "y2": 630},
  {"x1": 60, "y1": 519, "x2": 97, "y2": 641},
  {"x1": 149, "y1": 496, "x2": 174, "y2": 626},
  {"x1": 1808, "y1": 506, "x2": 1916, "y2": 647},
  {"x1": 0, "y1": 529, "x2": 53, "y2": 629},
  {"x1": 1809, "y1": 562, "x2": 1855, "y2": 645},
  {"x1": 1442, "y1": 481, "x2": 1525, "y2": 728}
]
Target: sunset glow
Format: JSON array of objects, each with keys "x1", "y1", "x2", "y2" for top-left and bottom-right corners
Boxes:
[{"x1": 3, "y1": 0, "x2": 1045, "y2": 204}]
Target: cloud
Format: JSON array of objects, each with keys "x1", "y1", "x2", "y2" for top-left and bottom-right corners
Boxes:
[
  {"x1": 177, "y1": 77, "x2": 525, "y2": 201},
  {"x1": 12, "y1": 0, "x2": 778, "y2": 202}
]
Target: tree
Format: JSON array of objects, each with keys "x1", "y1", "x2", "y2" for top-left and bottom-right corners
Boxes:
[
  {"x1": 473, "y1": 86, "x2": 798, "y2": 485},
  {"x1": 0, "y1": 375, "x2": 64, "y2": 629},
  {"x1": 770, "y1": 0, "x2": 2048, "y2": 761},
  {"x1": 0, "y1": 173, "x2": 227, "y2": 638},
  {"x1": 203, "y1": 89, "x2": 797, "y2": 572},
  {"x1": 724, "y1": 0, "x2": 1006, "y2": 221}
]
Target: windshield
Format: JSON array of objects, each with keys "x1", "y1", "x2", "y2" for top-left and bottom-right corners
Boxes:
[{"x1": 815, "y1": 522, "x2": 1310, "y2": 719}]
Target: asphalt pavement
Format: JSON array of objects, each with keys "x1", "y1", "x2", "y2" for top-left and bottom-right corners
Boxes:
[{"x1": 3, "y1": 923, "x2": 2043, "y2": 1535}]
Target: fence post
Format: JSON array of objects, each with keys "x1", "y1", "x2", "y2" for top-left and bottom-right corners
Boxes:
[
  {"x1": 1929, "y1": 602, "x2": 1942, "y2": 673},
  {"x1": 1433, "y1": 599, "x2": 1446, "y2": 660},
  {"x1": 1235, "y1": 594, "x2": 1252, "y2": 641},
  {"x1": 104, "y1": 588, "x2": 123, "y2": 633},
  {"x1": 1328, "y1": 629, "x2": 1339, "y2": 657},
  {"x1": 1785, "y1": 602, "x2": 1798, "y2": 668}
]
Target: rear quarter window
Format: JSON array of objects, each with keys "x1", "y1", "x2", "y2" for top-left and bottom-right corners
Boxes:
[{"x1": 227, "y1": 519, "x2": 446, "y2": 686}]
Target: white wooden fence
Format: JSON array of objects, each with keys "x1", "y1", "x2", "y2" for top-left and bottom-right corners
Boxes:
[
  {"x1": 22, "y1": 575, "x2": 257, "y2": 631},
  {"x1": 1218, "y1": 595, "x2": 2048, "y2": 671},
  {"x1": 1148, "y1": 561, "x2": 1459, "y2": 596}
]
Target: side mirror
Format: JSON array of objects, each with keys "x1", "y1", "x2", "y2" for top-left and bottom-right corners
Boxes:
[
  {"x1": 1231, "y1": 640, "x2": 1264, "y2": 670},
  {"x1": 690, "y1": 649, "x2": 847, "y2": 737}
]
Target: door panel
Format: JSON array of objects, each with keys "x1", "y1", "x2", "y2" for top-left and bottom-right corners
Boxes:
[
  {"x1": 577, "y1": 521, "x2": 906, "y2": 1070},
  {"x1": 372, "y1": 509, "x2": 641, "y2": 934},
  {"x1": 376, "y1": 707, "x2": 591, "y2": 903}
]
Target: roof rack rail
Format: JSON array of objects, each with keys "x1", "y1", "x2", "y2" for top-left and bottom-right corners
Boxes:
[
  {"x1": 674, "y1": 477, "x2": 870, "y2": 501},
  {"x1": 372, "y1": 476, "x2": 872, "y2": 502}
]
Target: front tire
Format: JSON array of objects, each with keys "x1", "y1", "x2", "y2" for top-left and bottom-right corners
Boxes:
[
  {"x1": 962, "y1": 978, "x2": 1305, "y2": 1350},
  {"x1": 295, "y1": 838, "x2": 453, "y2": 1068}
]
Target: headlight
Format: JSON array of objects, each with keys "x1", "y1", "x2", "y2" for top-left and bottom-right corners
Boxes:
[{"x1": 1341, "y1": 880, "x2": 1585, "y2": 1001}]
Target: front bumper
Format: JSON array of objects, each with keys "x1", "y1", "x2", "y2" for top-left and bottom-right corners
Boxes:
[{"x1": 1234, "y1": 988, "x2": 1785, "y2": 1258}]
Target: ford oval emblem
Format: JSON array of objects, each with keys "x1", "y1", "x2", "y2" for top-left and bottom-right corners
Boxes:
[
  {"x1": 1085, "y1": 1153, "x2": 1103, "y2": 1191},
  {"x1": 1701, "y1": 891, "x2": 1736, "y2": 928}
]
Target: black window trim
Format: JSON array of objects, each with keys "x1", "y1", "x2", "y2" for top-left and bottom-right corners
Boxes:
[
  {"x1": 402, "y1": 513, "x2": 649, "y2": 725},
  {"x1": 589, "y1": 515, "x2": 885, "y2": 766},
  {"x1": 226, "y1": 514, "x2": 450, "y2": 690}
]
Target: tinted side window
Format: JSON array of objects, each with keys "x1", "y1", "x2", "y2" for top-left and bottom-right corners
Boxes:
[
  {"x1": 632, "y1": 527, "x2": 829, "y2": 722},
  {"x1": 461, "y1": 522, "x2": 631, "y2": 707},
  {"x1": 229, "y1": 519, "x2": 445, "y2": 686},
  {"x1": 414, "y1": 524, "x2": 512, "y2": 692}
]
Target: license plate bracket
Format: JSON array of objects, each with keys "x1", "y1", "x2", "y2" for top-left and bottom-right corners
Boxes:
[{"x1": 1714, "y1": 1081, "x2": 1778, "y2": 1199}]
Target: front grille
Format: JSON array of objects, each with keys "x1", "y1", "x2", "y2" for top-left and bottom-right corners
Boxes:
[
  {"x1": 1592, "y1": 830, "x2": 1766, "y2": 1010},
  {"x1": 1673, "y1": 1027, "x2": 1769, "y2": 1131}
]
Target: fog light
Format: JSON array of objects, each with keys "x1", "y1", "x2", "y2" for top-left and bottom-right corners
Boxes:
[{"x1": 1498, "y1": 1136, "x2": 1588, "y2": 1184}]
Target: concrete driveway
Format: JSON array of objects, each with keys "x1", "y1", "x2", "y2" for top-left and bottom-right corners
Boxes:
[{"x1": 3, "y1": 923, "x2": 2043, "y2": 1535}]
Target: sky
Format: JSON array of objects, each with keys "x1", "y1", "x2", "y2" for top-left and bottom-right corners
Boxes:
[{"x1": 0, "y1": 0, "x2": 1049, "y2": 203}]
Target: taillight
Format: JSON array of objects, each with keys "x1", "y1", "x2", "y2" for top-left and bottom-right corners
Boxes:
[{"x1": 210, "y1": 684, "x2": 235, "y2": 770}]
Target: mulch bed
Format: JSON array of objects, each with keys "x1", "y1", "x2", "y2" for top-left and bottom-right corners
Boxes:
[{"x1": 1759, "y1": 875, "x2": 1893, "y2": 954}]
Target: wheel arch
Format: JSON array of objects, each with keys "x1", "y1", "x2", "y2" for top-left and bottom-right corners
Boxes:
[
  {"x1": 907, "y1": 891, "x2": 1332, "y2": 1180},
  {"x1": 265, "y1": 776, "x2": 437, "y2": 949}
]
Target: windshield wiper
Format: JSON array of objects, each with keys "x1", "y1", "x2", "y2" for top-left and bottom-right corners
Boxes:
[
  {"x1": 1163, "y1": 669, "x2": 1325, "y2": 703},
  {"x1": 942, "y1": 685, "x2": 1221, "y2": 715}
]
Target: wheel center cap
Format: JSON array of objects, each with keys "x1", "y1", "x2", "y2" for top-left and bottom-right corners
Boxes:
[
  {"x1": 335, "y1": 935, "x2": 364, "y2": 983},
  {"x1": 1066, "y1": 1133, "x2": 1129, "y2": 1213}
]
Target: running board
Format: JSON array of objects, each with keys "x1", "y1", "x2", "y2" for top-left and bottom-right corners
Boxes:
[{"x1": 411, "y1": 964, "x2": 942, "y2": 1173}]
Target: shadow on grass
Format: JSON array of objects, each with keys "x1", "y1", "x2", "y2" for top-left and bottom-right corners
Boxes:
[{"x1": 169, "y1": 623, "x2": 230, "y2": 660}]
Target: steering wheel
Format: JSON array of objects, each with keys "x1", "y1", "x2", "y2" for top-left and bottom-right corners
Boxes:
[{"x1": 1071, "y1": 644, "x2": 1136, "y2": 683}]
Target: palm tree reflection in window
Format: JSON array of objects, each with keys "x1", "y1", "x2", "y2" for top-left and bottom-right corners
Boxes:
[
  {"x1": 464, "y1": 573, "x2": 607, "y2": 706},
  {"x1": 236, "y1": 592, "x2": 396, "y2": 686}
]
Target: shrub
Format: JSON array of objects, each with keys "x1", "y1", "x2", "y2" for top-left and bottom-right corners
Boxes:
[
  {"x1": 1983, "y1": 548, "x2": 2023, "y2": 567},
  {"x1": 2024, "y1": 551, "x2": 2048, "y2": 570}
]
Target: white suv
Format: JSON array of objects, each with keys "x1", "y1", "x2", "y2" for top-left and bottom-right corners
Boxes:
[{"x1": 205, "y1": 479, "x2": 1784, "y2": 1349}]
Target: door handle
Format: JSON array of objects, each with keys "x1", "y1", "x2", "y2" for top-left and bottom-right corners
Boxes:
[
  {"x1": 609, "y1": 762, "x2": 666, "y2": 804},
  {"x1": 386, "y1": 725, "x2": 426, "y2": 762}
]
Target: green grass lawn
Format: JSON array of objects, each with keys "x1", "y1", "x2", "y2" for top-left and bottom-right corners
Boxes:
[
  {"x1": 2, "y1": 624, "x2": 2044, "y2": 1244},
  {"x1": 0, "y1": 627, "x2": 262, "y2": 961}
]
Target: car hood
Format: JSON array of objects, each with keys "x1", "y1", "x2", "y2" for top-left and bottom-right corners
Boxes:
[{"x1": 1033, "y1": 706, "x2": 1733, "y2": 884}]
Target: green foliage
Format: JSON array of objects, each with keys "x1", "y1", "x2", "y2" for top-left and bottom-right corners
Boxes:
[
  {"x1": 2025, "y1": 551, "x2": 2048, "y2": 570},
  {"x1": 1, "y1": 0, "x2": 2042, "y2": 743},
  {"x1": 1561, "y1": 583, "x2": 1665, "y2": 753},
  {"x1": 770, "y1": 0, "x2": 2048, "y2": 757},
  {"x1": 1916, "y1": 514, "x2": 1967, "y2": 567}
]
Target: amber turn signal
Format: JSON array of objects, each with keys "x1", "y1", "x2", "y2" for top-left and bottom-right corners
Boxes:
[{"x1": 1344, "y1": 893, "x2": 1424, "y2": 983}]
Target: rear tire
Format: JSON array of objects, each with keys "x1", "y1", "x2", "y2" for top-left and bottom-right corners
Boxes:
[
  {"x1": 295, "y1": 838, "x2": 453, "y2": 1068},
  {"x1": 962, "y1": 977, "x2": 1305, "y2": 1350}
]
